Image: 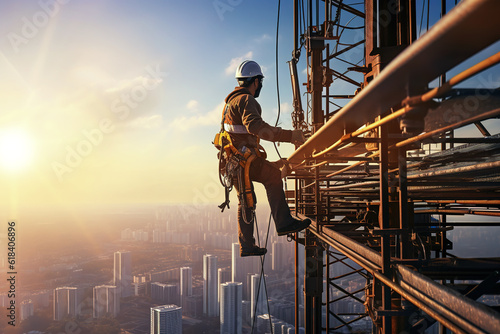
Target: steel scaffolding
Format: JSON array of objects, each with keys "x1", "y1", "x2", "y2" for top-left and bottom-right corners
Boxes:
[{"x1": 287, "y1": 0, "x2": 500, "y2": 333}]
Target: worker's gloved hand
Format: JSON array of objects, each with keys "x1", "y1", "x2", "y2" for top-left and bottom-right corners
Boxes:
[
  {"x1": 271, "y1": 158, "x2": 287, "y2": 170},
  {"x1": 291, "y1": 129, "x2": 306, "y2": 145},
  {"x1": 280, "y1": 162, "x2": 290, "y2": 179}
]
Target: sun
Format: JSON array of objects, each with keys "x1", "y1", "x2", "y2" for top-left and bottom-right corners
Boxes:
[{"x1": 0, "y1": 128, "x2": 35, "y2": 172}]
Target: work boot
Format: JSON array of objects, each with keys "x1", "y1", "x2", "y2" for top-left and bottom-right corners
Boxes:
[
  {"x1": 277, "y1": 218, "x2": 311, "y2": 236},
  {"x1": 240, "y1": 245, "x2": 267, "y2": 257}
]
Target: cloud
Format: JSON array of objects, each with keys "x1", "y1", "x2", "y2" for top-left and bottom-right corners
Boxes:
[
  {"x1": 170, "y1": 102, "x2": 224, "y2": 131},
  {"x1": 254, "y1": 34, "x2": 272, "y2": 43},
  {"x1": 274, "y1": 102, "x2": 292, "y2": 115},
  {"x1": 105, "y1": 76, "x2": 163, "y2": 94},
  {"x1": 126, "y1": 114, "x2": 163, "y2": 129},
  {"x1": 186, "y1": 100, "x2": 199, "y2": 112},
  {"x1": 225, "y1": 51, "x2": 253, "y2": 76}
]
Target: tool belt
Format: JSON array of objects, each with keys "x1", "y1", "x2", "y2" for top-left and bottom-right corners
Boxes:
[{"x1": 213, "y1": 130, "x2": 266, "y2": 215}]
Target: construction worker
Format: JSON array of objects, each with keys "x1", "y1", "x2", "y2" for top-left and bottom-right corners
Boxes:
[{"x1": 222, "y1": 60, "x2": 311, "y2": 257}]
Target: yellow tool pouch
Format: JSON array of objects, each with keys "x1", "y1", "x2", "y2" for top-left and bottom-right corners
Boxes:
[{"x1": 214, "y1": 131, "x2": 260, "y2": 214}]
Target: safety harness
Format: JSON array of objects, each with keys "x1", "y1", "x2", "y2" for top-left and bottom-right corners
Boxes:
[{"x1": 213, "y1": 101, "x2": 266, "y2": 222}]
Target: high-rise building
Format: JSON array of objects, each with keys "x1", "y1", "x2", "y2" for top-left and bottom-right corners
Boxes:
[
  {"x1": 20, "y1": 300, "x2": 34, "y2": 322},
  {"x1": 203, "y1": 254, "x2": 218, "y2": 317},
  {"x1": 114, "y1": 251, "x2": 132, "y2": 298},
  {"x1": 184, "y1": 294, "x2": 203, "y2": 318},
  {"x1": 180, "y1": 267, "x2": 192, "y2": 307},
  {"x1": 255, "y1": 314, "x2": 273, "y2": 334},
  {"x1": 31, "y1": 290, "x2": 50, "y2": 308},
  {"x1": 231, "y1": 243, "x2": 240, "y2": 282},
  {"x1": 150, "y1": 304, "x2": 182, "y2": 334},
  {"x1": 151, "y1": 283, "x2": 179, "y2": 305},
  {"x1": 272, "y1": 242, "x2": 289, "y2": 272},
  {"x1": 93, "y1": 285, "x2": 120, "y2": 318},
  {"x1": 251, "y1": 274, "x2": 268, "y2": 322},
  {"x1": 220, "y1": 282, "x2": 243, "y2": 334},
  {"x1": 53, "y1": 287, "x2": 78, "y2": 321},
  {"x1": 217, "y1": 267, "x2": 231, "y2": 316},
  {"x1": 232, "y1": 243, "x2": 261, "y2": 300},
  {"x1": 242, "y1": 300, "x2": 251, "y2": 326}
]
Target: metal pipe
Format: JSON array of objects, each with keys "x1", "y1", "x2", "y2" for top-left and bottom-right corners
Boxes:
[
  {"x1": 303, "y1": 217, "x2": 382, "y2": 270},
  {"x1": 330, "y1": 0, "x2": 365, "y2": 18},
  {"x1": 373, "y1": 271, "x2": 477, "y2": 334},
  {"x1": 407, "y1": 160, "x2": 500, "y2": 179},
  {"x1": 325, "y1": 150, "x2": 380, "y2": 177},
  {"x1": 294, "y1": 0, "x2": 299, "y2": 59},
  {"x1": 425, "y1": 200, "x2": 500, "y2": 205},
  {"x1": 295, "y1": 233, "x2": 299, "y2": 334},
  {"x1": 397, "y1": 108, "x2": 500, "y2": 148},
  {"x1": 404, "y1": 51, "x2": 500, "y2": 106},
  {"x1": 324, "y1": 39, "x2": 365, "y2": 63},
  {"x1": 311, "y1": 106, "x2": 409, "y2": 158},
  {"x1": 399, "y1": 147, "x2": 410, "y2": 259},
  {"x1": 396, "y1": 264, "x2": 500, "y2": 333},
  {"x1": 417, "y1": 209, "x2": 500, "y2": 217},
  {"x1": 312, "y1": 50, "x2": 500, "y2": 158}
]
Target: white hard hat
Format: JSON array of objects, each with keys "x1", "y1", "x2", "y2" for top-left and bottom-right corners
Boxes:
[{"x1": 235, "y1": 60, "x2": 264, "y2": 79}]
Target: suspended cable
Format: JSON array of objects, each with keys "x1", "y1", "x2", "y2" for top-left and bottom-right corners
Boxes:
[
  {"x1": 251, "y1": 1, "x2": 285, "y2": 333},
  {"x1": 418, "y1": 0, "x2": 426, "y2": 36},
  {"x1": 335, "y1": 24, "x2": 364, "y2": 29},
  {"x1": 251, "y1": 213, "x2": 273, "y2": 334}
]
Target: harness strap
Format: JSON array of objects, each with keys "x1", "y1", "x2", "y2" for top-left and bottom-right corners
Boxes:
[
  {"x1": 224, "y1": 123, "x2": 249, "y2": 134},
  {"x1": 243, "y1": 154, "x2": 257, "y2": 210}
]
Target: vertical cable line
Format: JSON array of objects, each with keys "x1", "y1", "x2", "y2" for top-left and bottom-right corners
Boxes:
[{"x1": 251, "y1": 1, "x2": 284, "y2": 333}]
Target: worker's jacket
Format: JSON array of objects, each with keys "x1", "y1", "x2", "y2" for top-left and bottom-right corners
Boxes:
[{"x1": 223, "y1": 87, "x2": 293, "y2": 150}]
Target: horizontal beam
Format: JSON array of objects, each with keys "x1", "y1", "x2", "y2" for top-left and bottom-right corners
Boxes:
[
  {"x1": 301, "y1": 216, "x2": 382, "y2": 271},
  {"x1": 395, "y1": 264, "x2": 500, "y2": 334},
  {"x1": 302, "y1": 215, "x2": 500, "y2": 333}
]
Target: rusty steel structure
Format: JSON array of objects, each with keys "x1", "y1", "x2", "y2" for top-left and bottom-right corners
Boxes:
[{"x1": 286, "y1": 0, "x2": 500, "y2": 333}]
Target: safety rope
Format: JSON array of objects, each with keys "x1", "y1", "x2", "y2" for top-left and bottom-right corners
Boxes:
[
  {"x1": 250, "y1": 1, "x2": 286, "y2": 333},
  {"x1": 250, "y1": 212, "x2": 273, "y2": 334},
  {"x1": 250, "y1": 0, "x2": 284, "y2": 332}
]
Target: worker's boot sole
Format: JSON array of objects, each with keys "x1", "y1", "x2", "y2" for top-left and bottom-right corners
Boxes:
[{"x1": 277, "y1": 218, "x2": 311, "y2": 236}]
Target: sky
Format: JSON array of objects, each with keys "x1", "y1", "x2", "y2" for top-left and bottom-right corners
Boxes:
[
  {"x1": 0, "y1": 0, "x2": 306, "y2": 217},
  {"x1": 0, "y1": 0, "x2": 498, "y2": 219}
]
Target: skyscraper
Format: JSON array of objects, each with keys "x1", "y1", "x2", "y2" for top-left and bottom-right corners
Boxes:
[
  {"x1": 20, "y1": 300, "x2": 34, "y2": 322},
  {"x1": 114, "y1": 251, "x2": 132, "y2": 298},
  {"x1": 203, "y1": 254, "x2": 218, "y2": 317},
  {"x1": 251, "y1": 274, "x2": 268, "y2": 322},
  {"x1": 53, "y1": 287, "x2": 78, "y2": 321},
  {"x1": 272, "y1": 242, "x2": 288, "y2": 272},
  {"x1": 231, "y1": 243, "x2": 240, "y2": 283},
  {"x1": 220, "y1": 282, "x2": 242, "y2": 334},
  {"x1": 180, "y1": 267, "x2": 192, "y2": 307},
  {"x1": 151, "y1": 283, "x2": 179, "y2": 305},
  {"x1": 217, "y1": 267, "x2": 231, "y2": 316},
  {"x1": 150, "y1": 305, "x2": 182, "y2": 334},
  {"x1": 232, "y1": 242, "x2": 260, "y2": 300},
  {"x1": 93, "y1": 285, "x2": 120, "y2": 318}
]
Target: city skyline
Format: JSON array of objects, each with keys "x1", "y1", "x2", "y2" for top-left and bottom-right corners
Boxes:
[{"x1": 1, "y1": 203, "x2": 498, "y2": 333}]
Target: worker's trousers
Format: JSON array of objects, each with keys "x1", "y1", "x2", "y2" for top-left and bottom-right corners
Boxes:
[{"x1": 235, "y1": 156, "x2": 293, "y2": 251}]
